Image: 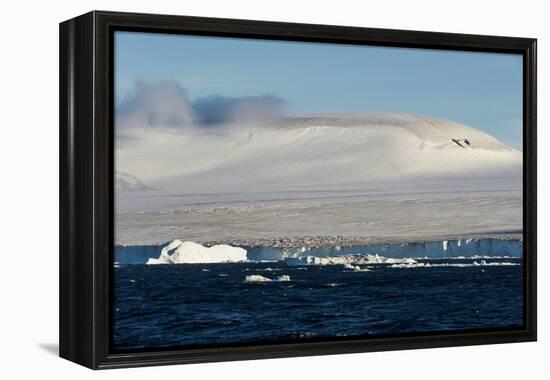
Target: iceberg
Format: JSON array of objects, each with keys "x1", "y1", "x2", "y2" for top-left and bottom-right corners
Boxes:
[{"x1": 146, "y1": 239, "x2": 247, "y2": 264}]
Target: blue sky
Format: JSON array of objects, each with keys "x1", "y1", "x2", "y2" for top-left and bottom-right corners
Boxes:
[{"x1": 115, "y1": 31, "x2": 523, "y2": 148}]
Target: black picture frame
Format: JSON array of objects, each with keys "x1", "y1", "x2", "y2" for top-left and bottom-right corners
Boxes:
[{"x1": 59, "y1": 10, "x2": 537, "y2": 369}]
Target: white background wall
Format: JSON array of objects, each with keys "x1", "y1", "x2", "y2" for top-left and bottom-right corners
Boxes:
[{"x1": 0, "y1": 0, "x2": 547, "y2": 378}]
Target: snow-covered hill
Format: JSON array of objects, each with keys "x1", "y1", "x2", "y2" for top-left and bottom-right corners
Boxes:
[
  {"x1": 116, "y1": 113, "x2": 521, "y2": 193},
  {"x1": 114, "y1": 113, "x2": 522, "y2": 245},
  {"x1": 115, "y1": 171, "x2": 149, "y2": 191}
]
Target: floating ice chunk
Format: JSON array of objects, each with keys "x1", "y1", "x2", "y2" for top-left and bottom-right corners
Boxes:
[
  {"x1": 245, "y1": 275, "x2": 272, "y2": 282},
  {"x1": 285, "y1": 254, "x2": 416, "y2": 266},
  {"x1": 245, "y1": 274, "x2": 291, "y2": 282},
  {"x1": 481, "y1": 261, "x2": 519, "y2": 266},
  {"x1": 384, "y1": 257, "x2": 416, "y2": 265},
  {"x1": 343, "y1": 263, "x2": 370, "y2": 272},
  {"x1": 146, "y1": 239, "x2": 247, "y2": 264},
  {"x1": 366, "y1": 254, "x2": 385, "y2": 264},
  {"x1": 391, "y1": 260, "x2": 519, "y2": 268},
  {"x1": 391, "y1": 263, "x2": 424, "y2": 268}
]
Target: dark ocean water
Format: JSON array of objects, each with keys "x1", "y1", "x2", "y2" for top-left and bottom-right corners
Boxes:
[{"x1": 113, "y1": 259, "x2": 523, "y2": 351}]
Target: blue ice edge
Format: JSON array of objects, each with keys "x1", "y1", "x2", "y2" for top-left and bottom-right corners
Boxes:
[{"x1": 114, "y1": 238, "x2": 523, "y2": 265}]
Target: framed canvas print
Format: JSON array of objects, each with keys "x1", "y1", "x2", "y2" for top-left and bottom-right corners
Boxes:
[{"x1": 59, "y1": 11, "x2": 537, "y2": 369}]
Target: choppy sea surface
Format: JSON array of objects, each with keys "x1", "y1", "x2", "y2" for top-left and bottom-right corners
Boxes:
[{"x1": 113, "y1": 257, "x2": 523, "y2": 351}]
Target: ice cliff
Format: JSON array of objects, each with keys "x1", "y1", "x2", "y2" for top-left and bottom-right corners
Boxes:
[{"x1": 114, "y1": 237, "x2": 522, "y2": 265}]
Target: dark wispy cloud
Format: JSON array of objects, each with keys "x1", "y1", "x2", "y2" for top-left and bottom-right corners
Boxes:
[
  {"x1": 116, "y1": 80, "x2": 285, "y2": 129},
  {"x1": 193, "y1": 95, "x2": 285, "y2": 125}
]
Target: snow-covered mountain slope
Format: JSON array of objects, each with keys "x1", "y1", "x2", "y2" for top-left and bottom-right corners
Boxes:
[
  {"x1": 116, "y1": 113, "x2": 521, "y2": 193},
  {"x1": 115, "y1": 171, "x2": 149, "y2": 191}
]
